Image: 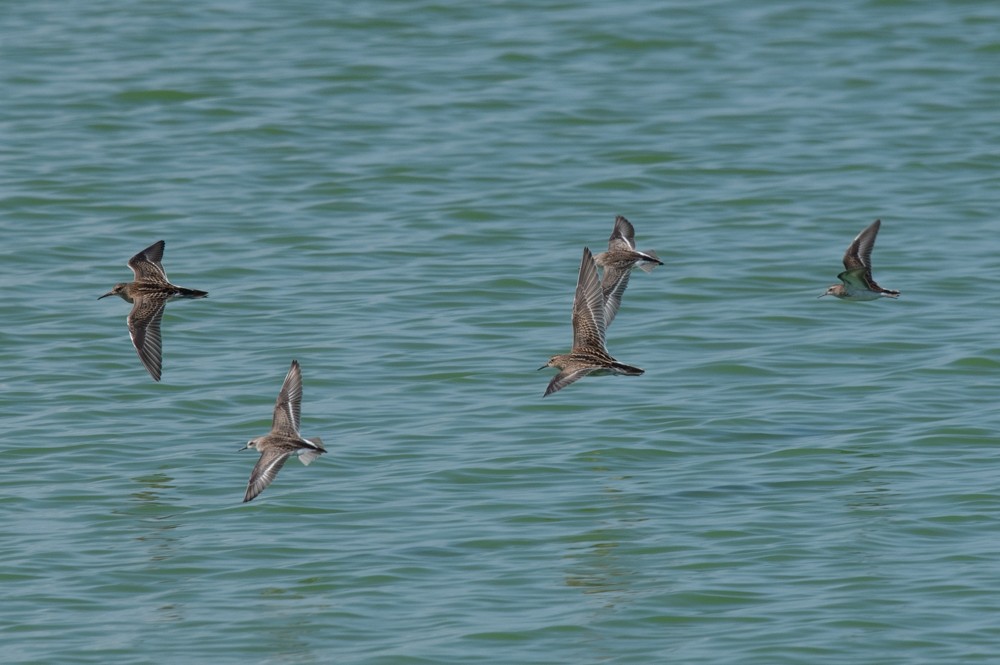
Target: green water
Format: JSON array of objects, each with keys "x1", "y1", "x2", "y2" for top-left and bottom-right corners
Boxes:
[{"x1": 3, "y1": 1, "x2": 1000, "y2": 663}]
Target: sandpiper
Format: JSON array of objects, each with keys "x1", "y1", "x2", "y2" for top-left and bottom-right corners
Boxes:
[
  {"x1": 540, "y1": 247, "x2": 645, "y2": 397},
  {"x1": 241, "y1": 359, "x2": 326, "y2": 503},
  {"x1": 820, "y1": 219, "x2": 900, "y2": 300},
  {"x1": 99, "y1": 240, "x2": 207, "y2": 381},
  {"x1": 593, "y1": 215, "x2": 663, "y2": 327}
]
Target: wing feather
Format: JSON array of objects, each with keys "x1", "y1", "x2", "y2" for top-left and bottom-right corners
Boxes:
[
  {"x1": 271, "y1": 360, "x2": 302, "y2": 434},
  {"x1": 128, "y1": 240, "x2": 169, "y2": 282},
  {"x1": 842, "y1": 219, "x2": 880, "y2": 272},
  {"x1": 607, "y1": 215, "x2": 636, "y2": 252},
  {"x1": 544, "y1": 367, "x2": 597, "y2": 397},
  {"x1": 243, "y1": 448, "x2": 293, "y2": 502},
  {"x1": 600, "y1": 265, "x2": 632, "y2": 329},
  {"x1": 570, "y1": 248, "x2": 607, "y2": 353},
  {"x1": 127, "y1": 294, "x2": 167, "y2": 381}
]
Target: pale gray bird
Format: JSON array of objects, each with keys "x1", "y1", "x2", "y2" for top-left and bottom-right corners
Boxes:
[
  {"x1": 241, "y1": 360, "x2": 326, "y2": 503},
  {"x1": 593, "y1": 215, "x2": 663, "y2": 327}
]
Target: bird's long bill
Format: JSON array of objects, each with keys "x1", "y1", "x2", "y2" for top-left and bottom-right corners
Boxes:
[
  {"x1": 817, "y1": 293, "x2": 827, "y2": 298},
  {"x1": 238, "y1": 443, "x2": 250, "y2": 452},
  {"x1": 537, "y1": 364, "x2": 548, "y2": 371},
  {"x1": 97, "y1": 291, "x2": 115, "y2": 299}
]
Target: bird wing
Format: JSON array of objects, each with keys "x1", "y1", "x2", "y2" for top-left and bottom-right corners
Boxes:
[
  {"x1": 600, "y1": 264, "x2": 632, "y2": 329},
  {"x1": 571, "y1": 247, "x2": 607, "y2": 353},
  {"x1": 842, "y1": 219, "x2": 880, "y2": 272},
  {"x1": 244, "y1": 447, "x2": 293, "y2": 502},
  {"x1": 127, "y1": 294, "x2": 167, "y2": 381},
  {"x1": 544, "y1": 366, "x2": 597, "y2": 397},
  {"x1": 271, "y1": 360, "x2": 303, "y2": 434},
  {"x1": 607, "y1": 215, "x2": 636, "y2": 252},
  {"x1": 128, "y1": 240, "x2": 169, "y2": 282}
]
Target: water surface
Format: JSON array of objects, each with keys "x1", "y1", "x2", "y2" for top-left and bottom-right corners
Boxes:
[{"x1": 3, "y1": 1, "x2": 1000, "y2": 663}]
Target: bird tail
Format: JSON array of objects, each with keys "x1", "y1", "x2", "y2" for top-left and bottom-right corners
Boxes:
[
  {"x1": 298, "y1": 437, "x2": 326, "y2": 465},
  {"x1": 612, "y1": 362, "x2": 645, "y2": 376},
  {"x1": 178, "y1": 287, "x2": 208, "y2": 298},
  {"x1": 637, "y1": 251, "x2": 663, "y2": 272},
  {"x1": 882, "y1": 289, "x2": 900, "y2": 298}
]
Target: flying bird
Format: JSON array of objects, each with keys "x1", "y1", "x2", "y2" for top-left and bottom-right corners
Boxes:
[
  {"x1": 241, "y1": 360, "x2": 326, "y2": 503},
  {"x1": 820, "y1": 219, "x2": 899, "y2": 300},
  {"x1": 540, "y1": 247, "x2": 644, "y2": 397},
  {"x1": 593, "y1": 215, "x2": 663, "y2": 327},
  {"x1": 99, "y1": 240, "x2": 207, "y2": 381}
]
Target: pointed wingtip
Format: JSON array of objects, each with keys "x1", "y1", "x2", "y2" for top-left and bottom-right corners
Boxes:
[
  {"x1": 144, "y1": 362, "x2": 162, "y2": 382},
  {"x1": 142, "y1": 360, "x2": 162, "y2": 381},
  {"x1": 143, "y1": 239, "x2": 166, "y2": 258},
  {"x1": 243, "y1": 476, "x2": 264, "y2": 503}
]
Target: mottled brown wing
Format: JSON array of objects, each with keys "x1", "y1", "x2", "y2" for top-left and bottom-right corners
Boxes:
[
  {"x1": 600, "y1": 264, "x2": 632, "y2": 329},
  {"x1": 607, "y1": 215, "x2": 636, "y2": 253},
  {"x1": 570, "y1": 247, "x2": 608, "y2": 353},
  {"x1": 842, "y1": 219, "x2": 880, "y2": 272},
  {"x1": 244, "y1": 448, "x2": 293, "y2": 502},
  {"x1": 126, "y1": 294, "x2": 167, "y2": 381},
  {"x1": 271, "y1": 360, "x2": 303, "y2": 435},
  {"x1": 128, "y1": 240, "x2": 169, "y2": 282},
  {"x1": 544, "y1": 366, "x2": 597, "y2": 397}
]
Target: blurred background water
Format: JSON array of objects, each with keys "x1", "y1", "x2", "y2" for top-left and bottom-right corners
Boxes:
[{"x1": 2, "y1": 0, "x2": 1000, "y2": 663}]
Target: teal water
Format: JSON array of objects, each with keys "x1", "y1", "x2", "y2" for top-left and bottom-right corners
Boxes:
[{"x1": 3, "y1": 0, "x2": 1000, "y2": 663}]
